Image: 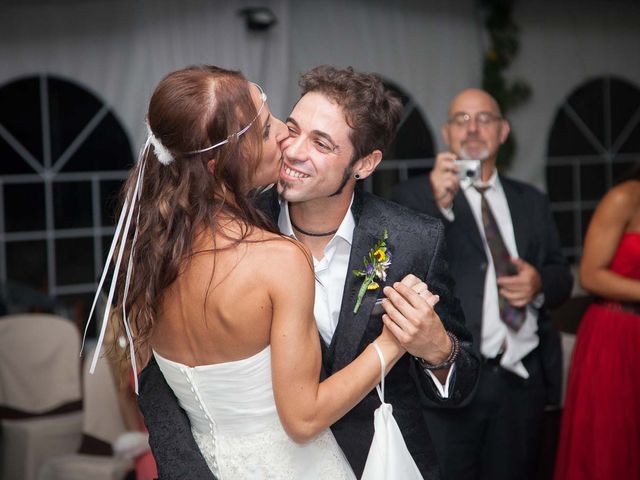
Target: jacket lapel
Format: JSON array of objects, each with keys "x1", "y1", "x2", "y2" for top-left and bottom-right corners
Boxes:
[
  {"x1": 328, "y1": 191, "x2": 383, "y2": 373},
  {"x1": 258, "y1": 188, "x2": 383, "y2": 373}
]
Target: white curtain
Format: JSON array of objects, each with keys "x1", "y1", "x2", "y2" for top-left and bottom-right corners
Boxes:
[
  {"x1": 1, "y1": 0, "x2": 291, "y2": 150},
  {"x1": 2, "y1": 0, "x2": 640, "y2": 187},
  {"x1": 509, "y1": 0, "x2": 640, "y2": 187},
  {"x1": 288, "y1": 0, "x2": 483, "y2": 147}
]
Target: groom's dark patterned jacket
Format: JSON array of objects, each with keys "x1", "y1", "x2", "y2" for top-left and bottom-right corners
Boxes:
[{"x1": 138, "y1": 188, "x2": 481, "y2": 479}]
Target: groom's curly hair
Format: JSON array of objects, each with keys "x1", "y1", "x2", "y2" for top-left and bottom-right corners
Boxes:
[{"x1": 299, "y1": 65, "x2": 403, "y2": 164}]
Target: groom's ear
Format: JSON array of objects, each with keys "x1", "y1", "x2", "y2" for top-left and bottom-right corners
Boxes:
[{"x1": 352, "y1": 150, "x2": 382, "y2": 180}]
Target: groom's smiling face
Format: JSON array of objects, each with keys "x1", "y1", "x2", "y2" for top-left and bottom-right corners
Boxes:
[{"x1": 278, "y1": 91, "x2": 357, "y2": 204}]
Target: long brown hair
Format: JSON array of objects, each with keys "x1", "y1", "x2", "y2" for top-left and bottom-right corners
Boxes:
[{"x1": 111, "y1": 65, "x2": 278, "y2": 356}]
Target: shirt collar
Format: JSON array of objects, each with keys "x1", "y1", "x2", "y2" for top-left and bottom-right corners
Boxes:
[{"x1": 278, "y1": 194, "x2": 356, "y2": 246}]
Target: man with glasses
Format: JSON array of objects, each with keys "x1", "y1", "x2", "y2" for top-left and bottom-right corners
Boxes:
[{"x1": 392, "y1": 88, "x2": 572, "y2": 480}]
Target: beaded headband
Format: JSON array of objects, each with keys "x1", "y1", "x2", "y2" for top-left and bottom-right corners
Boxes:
[
  {"x1": 187, "y1": 82, "x2": 267, "y2": 155},
  {"x1": 145, "y1": 82, "x2": 267, "y2": 166}
]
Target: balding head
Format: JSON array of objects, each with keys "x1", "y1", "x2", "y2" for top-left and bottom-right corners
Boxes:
[
  {"x1": 448, "y1": 89, "x2": 502, "y2": 118},
  {"x1": 441, "y1": 88, "x2": 509, "y2": 170}
]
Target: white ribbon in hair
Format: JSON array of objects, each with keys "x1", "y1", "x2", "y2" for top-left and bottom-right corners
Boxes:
[
  {"x1": 147, "y1": 124, "x2": 175, "y2": 165},
  {"x1": 81, "y1": 136, "x2": 152, "y2": 395}
]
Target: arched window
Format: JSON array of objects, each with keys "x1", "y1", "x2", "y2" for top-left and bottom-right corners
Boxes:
[
  {"x1": 0, "y1": 75, "x2": 132, "y2": 325},
  {"x1": 546, "y1": 76, "x2": 640, "y2": 263},
  {"x1": 364, "y1": 79, "x2": 435, "y2": 198}
]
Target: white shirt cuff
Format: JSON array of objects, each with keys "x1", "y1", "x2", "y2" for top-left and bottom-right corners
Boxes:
[
  {"x1": 425, "y1": 363, "x2": 455, "y2": 398},
  {"x1": 531, "y1": 292, "x2": 545, "y2": 309},
  {"x1": 438, "y1": 204, "x2": 455, "y2": 222}
]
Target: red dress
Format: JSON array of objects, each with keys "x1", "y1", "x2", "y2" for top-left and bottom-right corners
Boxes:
[{"x1": 555, "y1": 232, "x2": 640, "y2": 480}]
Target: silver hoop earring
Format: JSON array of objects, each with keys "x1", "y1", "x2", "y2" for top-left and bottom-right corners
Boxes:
[{"x1": 354, "y1": 173, "x2": 361, "y2": 180}]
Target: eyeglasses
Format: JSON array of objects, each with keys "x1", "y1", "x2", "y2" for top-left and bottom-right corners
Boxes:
[
  {"x1": 447, "y1": 112, "x2": 502, "y2": 128},
  {"x1": 188, "y1": 82, "x2": 267, "y2": 155}
]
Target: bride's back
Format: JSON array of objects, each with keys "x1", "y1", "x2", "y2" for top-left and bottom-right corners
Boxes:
[
  {"x1": 151, "y1": 224, "x2": 295, "y2": 367},
  {"x1": 148, "y1": 226, "x2": 355, "y2": 480}
]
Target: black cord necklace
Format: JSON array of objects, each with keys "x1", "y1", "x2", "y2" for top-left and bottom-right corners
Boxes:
[{"x1": 290, "y1": 218, "x2": 338, "y2": 237}]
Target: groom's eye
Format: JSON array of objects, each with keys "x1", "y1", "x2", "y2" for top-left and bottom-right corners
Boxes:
[{"x1": 314, "y1": 140, "x2": 331, "y2": 152}]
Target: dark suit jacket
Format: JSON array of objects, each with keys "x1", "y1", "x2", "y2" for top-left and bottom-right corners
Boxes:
[
  {"x1": 391, "y1": 175, "x2": 573, "y2": 405},
  {"x1": 138, "y1": 188, "x2": 480, "y2": 479}
]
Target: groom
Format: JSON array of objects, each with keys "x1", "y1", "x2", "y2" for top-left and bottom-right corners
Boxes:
[{"x1": 138, "y1": 65, "x2": 480, "y2": 479}]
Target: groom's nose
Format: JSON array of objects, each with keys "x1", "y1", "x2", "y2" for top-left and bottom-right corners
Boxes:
[{"x1": 282, "y1": 135, "x2": 309, "y2": 163}]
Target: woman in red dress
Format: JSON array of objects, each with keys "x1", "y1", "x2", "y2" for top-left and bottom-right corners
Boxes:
[{"x1": 555, "y1": 167, "x2": 640, "y2": 479}]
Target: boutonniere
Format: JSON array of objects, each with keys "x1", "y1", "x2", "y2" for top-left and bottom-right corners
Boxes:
[{"x1": 352, "y1": 228, "x2": 392, "y2": 313}]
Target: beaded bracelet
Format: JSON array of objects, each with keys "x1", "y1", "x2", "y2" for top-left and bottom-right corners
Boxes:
[{"x1": 415, "y1": 331, "x2": 460, "y2": 371}]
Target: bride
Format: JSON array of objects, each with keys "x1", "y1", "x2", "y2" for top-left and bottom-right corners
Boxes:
[{"x1": 94, "y1": 65, "x2": 430, "y2": 478}]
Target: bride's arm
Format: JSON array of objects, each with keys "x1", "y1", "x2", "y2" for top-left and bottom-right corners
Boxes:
[{"x1": 267, "y1": 241, "x2": 403, "y2": 444}]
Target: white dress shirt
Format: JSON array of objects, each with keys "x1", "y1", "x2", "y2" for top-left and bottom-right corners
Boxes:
[
  {"x1": 279, "y1": 196, "x2": 453, "y2": 397},
  {"x1": 440, "y1": 171, "x2": 541, "y2": 378},
  {"x1": 279, "y1": 200, "x2": 354, "y2": 346}
]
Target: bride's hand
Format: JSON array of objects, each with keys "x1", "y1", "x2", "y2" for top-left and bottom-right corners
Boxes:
[
  {"x1": 374, "y1": 275, "x2": 441, "y2": 362},
  {"x1": 375, "y1": 323, "x2": 406, "y2": 361},
  {"x1": 381, "y1": 280, "x2": 448, "y2": 364}
]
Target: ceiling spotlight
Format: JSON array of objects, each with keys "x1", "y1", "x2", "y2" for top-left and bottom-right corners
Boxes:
[{"x1": 239, "y1": 7, "x2": 278, "y2": 31}]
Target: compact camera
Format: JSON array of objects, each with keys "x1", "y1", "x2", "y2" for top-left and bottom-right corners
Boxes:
[{"x1": 455, "y1": 159, "x2": 481, "y2": 183}]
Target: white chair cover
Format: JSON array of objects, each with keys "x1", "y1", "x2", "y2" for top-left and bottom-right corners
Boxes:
[
  {"x1": 0, "y1": 314, "x2": 83, "y2": 480},
  {"x1": 81, "y1": 345, "x2": 128, "y2": 443},
  {"x1": 37, "y1": 346, "x2": 134, "y2": 480},
  {"x1": 3, "y1": 413, "x2": 83, "y2": 480},
  {"x1": 0, "y1": 314, "x2": 81, "y2": 412},
  {"x1": 37, "y1": 455, "x2": 133, "y2": 480}
]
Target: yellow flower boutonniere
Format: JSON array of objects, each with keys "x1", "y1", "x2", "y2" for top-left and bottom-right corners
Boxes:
[{"x1": 352, "y1": 229, "x2": 392, "y2": 313}]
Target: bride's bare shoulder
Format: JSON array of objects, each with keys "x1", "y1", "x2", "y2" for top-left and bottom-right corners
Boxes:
[{"x1": 259, "y1": 232, "x2": 311, "y2": 262}]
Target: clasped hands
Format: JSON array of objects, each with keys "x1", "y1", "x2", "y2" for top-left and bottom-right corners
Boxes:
[{"x1": 379, "y1": 274, "x2": 452, "y2": 368}]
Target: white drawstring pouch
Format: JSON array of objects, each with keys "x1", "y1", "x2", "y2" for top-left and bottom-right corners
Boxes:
[{"x1": 361, "y1": 343, "x2": 424, "y2": 480}]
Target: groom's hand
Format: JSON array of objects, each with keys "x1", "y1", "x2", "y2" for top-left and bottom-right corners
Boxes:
[
  {"x1": 399, "y1": 273, "x2": 439, "y2": 303},
  {"x1": 398, "y1": 273, "x2": 428, "y2": 293},
  {"x1": 381, "y1": 281, "x2": 452, "y2": 367}
]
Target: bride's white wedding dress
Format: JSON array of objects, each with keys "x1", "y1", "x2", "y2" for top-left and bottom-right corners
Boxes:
[{"x1": 154, "y1": 346, "x2": 356, "y2": 479}]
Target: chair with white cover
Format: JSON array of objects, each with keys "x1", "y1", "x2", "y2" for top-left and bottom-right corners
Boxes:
[
  {"x1": 37, "y1": 345, "x2": 135, "y2": 480},
  {"x1": 0, "y1": 314, "x2": 83, "y2": 480}
]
